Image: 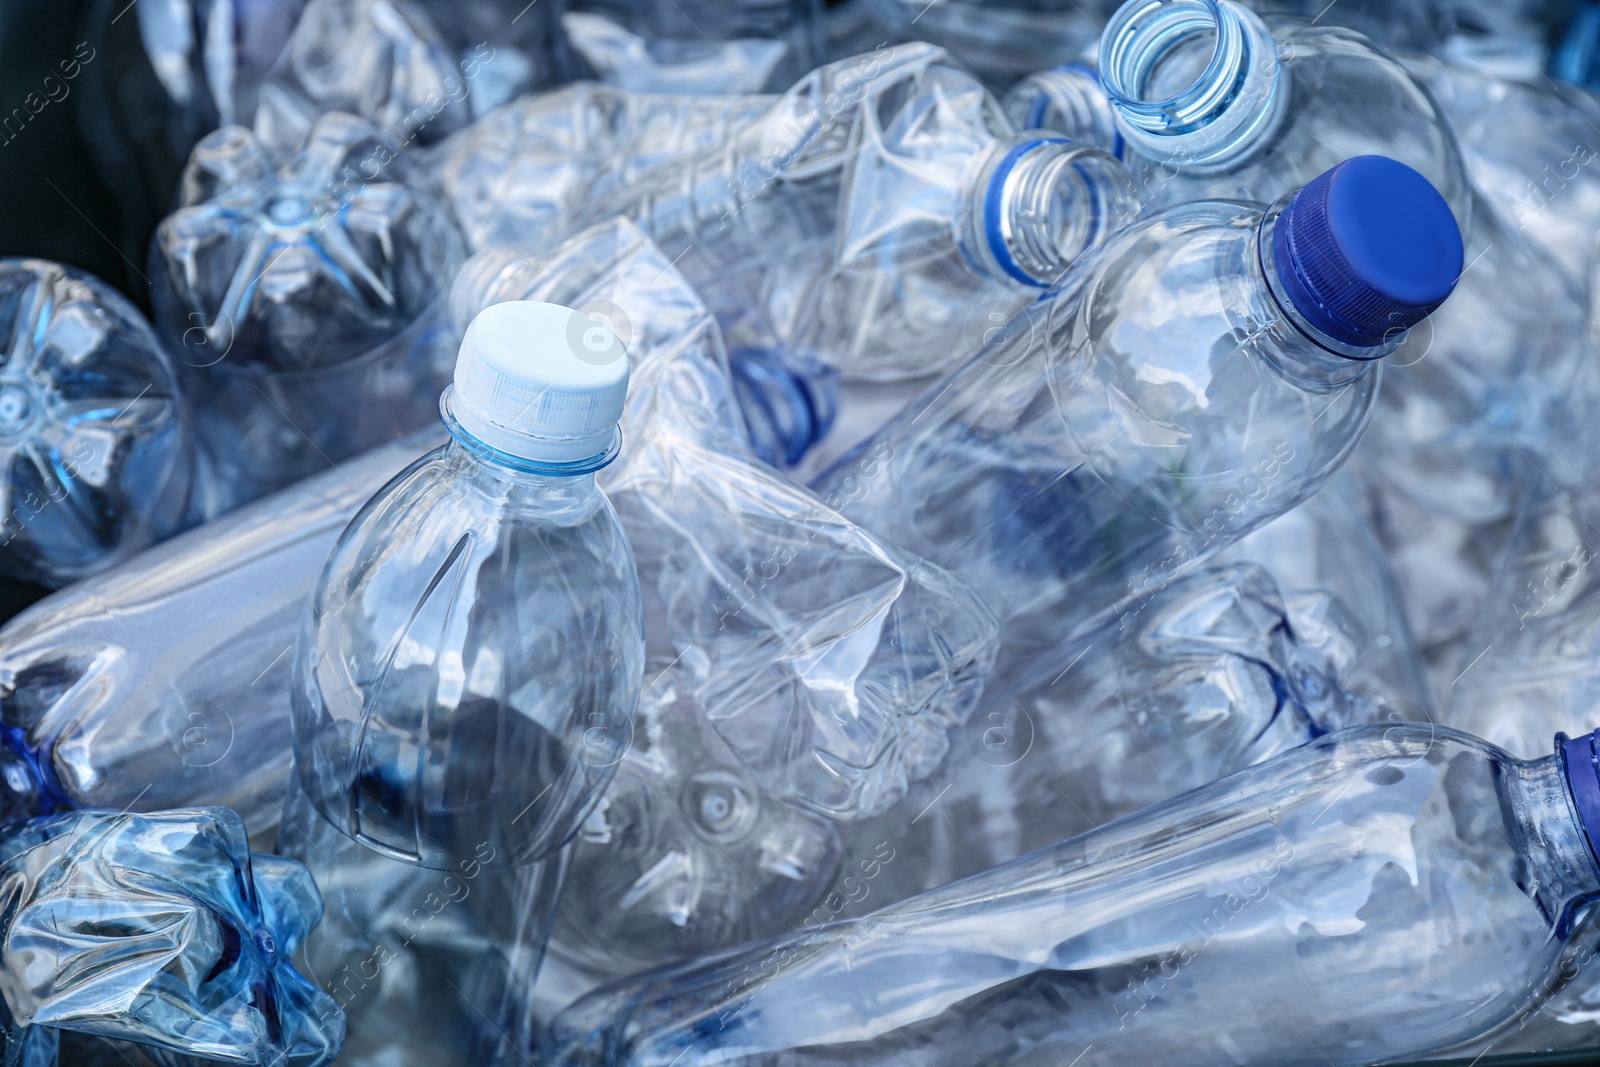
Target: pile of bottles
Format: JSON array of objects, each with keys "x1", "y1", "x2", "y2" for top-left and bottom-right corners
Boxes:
[{"x1": 8, "y1": 0, "x2": 1600, "y2": 1063}]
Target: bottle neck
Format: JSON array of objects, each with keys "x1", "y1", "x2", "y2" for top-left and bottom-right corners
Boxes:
[
  {"x1": 1004, "y1": 64, "x2": 1126, "y2": 161},
  {"x1": 1099, "y1": 0, "x2": 1286, "y2": 174},
  {"x1": 961, "y1": 136, "x2": 1142, "y2": 289},
  {"x1": 438, "y1": 414, "x2": 609, "y2": 519},
  {"x1": 1517, "y1": 735, "x2": 1600, "y2": 934},
  {"x1": 1253, "y1": 200, "x2": 1401, "y2": 386}
]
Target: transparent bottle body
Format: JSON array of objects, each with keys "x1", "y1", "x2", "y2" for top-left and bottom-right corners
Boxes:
[
  {"x1": 254, "y1": 0, "x2": 562, "y2": 154},
  {"x1": 547, "y1": 658, "x2": 844, "y2": 988},
  {"x1": 275, "y1": 774, "x2": 563, "y2": 1067},
  {"x1": 810, "y1": 199, "x2": 1381, "y2": 672},
  {"x1": 561, "y1": 6, "x2": 818, "y2": 93},
  {"x1": 0, "y1": 428, "x2": 439, "y2": 840},
  {"x1": 293, "y1": 438, "x2": 646, "y2": 870},
  {"x1": 0, "y1": 259, "x2": 193, "y2": 585},
  {"x1": 1449, "y1": 481, "x2": 1600, "y2": 761},
  {"x1": 550, "y1": 723, "x2": 1600, "y2": 1067},
  {"x1": 150, "y1": 113, "x2": 464, "y2": 514}
]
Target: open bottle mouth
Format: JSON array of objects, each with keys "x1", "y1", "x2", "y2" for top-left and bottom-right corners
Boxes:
[
  {"x1": 972, "y1": 136, "x2": 1142, "y2": 288},
  {"x1": 1098, "y1": 0, "x2": 1286, "y2": 172}
]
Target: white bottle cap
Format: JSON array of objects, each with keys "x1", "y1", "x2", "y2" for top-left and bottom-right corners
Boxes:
[{"x1": 449, "y1": 301, "x2": 630, "y2": 464}]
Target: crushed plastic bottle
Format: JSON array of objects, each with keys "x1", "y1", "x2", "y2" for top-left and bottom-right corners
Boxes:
[
  {"x1": 149, "y1": 111, "x2": 464, "y2": 515},
  {"x1": 1220, "y1": 468, "x2": 1434, "y2": 714},
  {"x1": 860, "y1": 0, "x2": 1113, "y2": 84},
  {"x1": 546, "y1": 657, "x2": 843, "y2": 992},
  {"x1": 1402, "y1": 50, "x2": 1600, "y2": 289},
  {"x1": 562, "y1": 10, "x2": 799, "y2": 93},
  {"x1": 549, "y1": 722, "x2": 1600, "y2": 1067},
  {"x1": 1349, "y1": 185, "x2": 1589, "y2": 677},
  {"x1": 0, "y1": 807, "x2": 342, "y2": 1066},
  {"x1": 0, "y1": 259, "x2": 193, "y2": 587},
  {"x1": 810, "y1": 155, "x2": 1463, "y2": 681}
]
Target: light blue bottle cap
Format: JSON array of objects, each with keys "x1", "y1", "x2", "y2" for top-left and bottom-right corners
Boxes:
[
  {"x1": 451, "y1": 301, "x2": 629, "y2": 464},
  {"x1": 1272, "y1": 156, "x2": 1463, "y2": 348}
]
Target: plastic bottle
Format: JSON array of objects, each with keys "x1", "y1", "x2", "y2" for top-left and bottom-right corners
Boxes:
[
  {"x1": 1348, "y1": 185, "x2": 1589, "y2": 678},
  {"x1": 292, "y1": 299, "x2": 643, "y2": 871},
  {"x1": 149, "y1": 111, "x2": 464, "y2": 515},
  {"x1": 543, "y1": 657, "x2": 843, "y2": 994},
  {"x1": 0, "y1": 807, "x2": 341, "y2": 1066},
  {"x1": 859, "y1": 0, "x2": 1113, "y2": 84},
  {"x1": 562, "y1": 43, "x2": 1141, "y2": 393},
  {"x1": 810, "y1": 155, "x2": 1463, "y2": 677},
  {"x1": 0, "y1": 428, "x2": 436, "y2": 842},
  {"x1": 1003, "y1": 1, "x2": 1472, "y2": 232},
  {"x1": 1219, "y1": 468, "x2": 1434, "y2": 713},
  {"x1": 549, "y1": 721, "x2": 1600, "y2": 1067},
  {"x1": 0, "y1": 259, "x2": 193, "y2": 586}
]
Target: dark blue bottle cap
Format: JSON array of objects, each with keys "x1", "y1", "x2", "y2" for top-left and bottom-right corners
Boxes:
[
  {"x1": 1559, "y1": 729, "x2": 1600, "y2": 875},
  {"x1": 1272, "y1": 155, "x2": 1463, "y2": 348}
]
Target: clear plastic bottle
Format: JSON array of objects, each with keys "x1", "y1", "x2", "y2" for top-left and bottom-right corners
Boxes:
[
  {"x1": 549, "y1": 722, "x2": 1600, "y2": 1067},
  {"x1": 1004, "y1": 1, "x2": 1472, "y2": 232},
  {"x1": 810, "y1": 155, "x2": 1463, "y2": 675},
  {"x1": 149, "y1": 111, "x2": 464, "y2": 515},
  {"x1": 563, "y1": 43, "x2": 1141, "y2": 391},
  {"x1": 860, "y1": 0, "x2": 1114, "y2": 84},
  {"x1": 430, "y1": 82, "x2": 776, "y2": 257},
  {"x1": 545, "y1": 657, "x2": 843, "y2": 992},
  {"x1": 292, "y1": 300, "x2": 644, "y2": 871},
  {"x1": 0, "y1": 807, "x2": 341, "y2": 1066},
  {"x1": 0, "y1": 259, "x2": 193, "y2": 586},
  {"x1": 0, "y1": 428, "x2": 437, "y2": 842}
]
